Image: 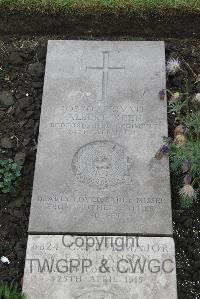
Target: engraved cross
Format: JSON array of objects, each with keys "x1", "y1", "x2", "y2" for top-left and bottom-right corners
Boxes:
[{"x1": 86, "y1": 51, "x2": 125, "y2": 102}]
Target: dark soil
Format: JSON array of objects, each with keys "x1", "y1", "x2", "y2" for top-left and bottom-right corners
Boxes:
[
  {"x1": 0, "y1": 36, "x2": 200, "y2": 299},
  {"x1": 0, "y1": 13, "x2": 200, "y2": 38}
]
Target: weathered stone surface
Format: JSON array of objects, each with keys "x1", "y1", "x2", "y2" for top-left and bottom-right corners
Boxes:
[
  {"x1": 29, "y1": 41, "x2": 172, "y2": 234},
  {"x1": 23, "y1": 235, "x2": 177, "y2": 299}
]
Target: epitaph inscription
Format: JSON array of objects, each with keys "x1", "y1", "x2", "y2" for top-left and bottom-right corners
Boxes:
[
  {"x1": 23, "y1": 235, "x2": 177, "y2": 299},
  {"x1": 28, "y1": 41, "x2": 172, "y2": 234}
]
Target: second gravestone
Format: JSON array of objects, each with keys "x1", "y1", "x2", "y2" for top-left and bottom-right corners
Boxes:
[
  {"x1": 23, "y1": 235, "x2": 177, "y2": 298},
  {"x1": 29, "y1": 41, "x2": 172, "y2": 234}
]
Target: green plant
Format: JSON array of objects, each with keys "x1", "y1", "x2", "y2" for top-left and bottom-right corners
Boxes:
[
  {"x1": 166, "y1": 139, "x2": 199, "y2": 208},
  {"x1": 166, "y1": 66, "x2": 199, "y2": 208},
  {"x1": 0, "y1": 0, "x2": 200, "y2": 15},
  {"x1": 0, "y1": 282, "x2": 26, "y2": 299},
  {"x1": 169, "y1": 141, "x2": 200, "y2": 179},
  {"x1": 168, "y1": 99, "x2": 187, "y2": 122},
  {"x1": 179, "y1": 195, "x2": 194, "y2": 209},
  {"x1": 0, "y1": 159, "x2": 21, "y2": 193},
  {"x1": 182, "y1": 111, "x2": 200, "y2": 139}
]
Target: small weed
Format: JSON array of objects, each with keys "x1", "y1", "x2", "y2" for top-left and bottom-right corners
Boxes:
[
  {"x1": 0, "y1": 159, "x2": 21, "y2": 193},
  {"x1": 0, "y1": 281, "x2": 26, "y2": 299}
]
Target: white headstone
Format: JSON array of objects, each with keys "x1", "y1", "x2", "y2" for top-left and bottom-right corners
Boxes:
[{"x1": 28, "y1": 41, "x2": 172, "y2": 235}]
